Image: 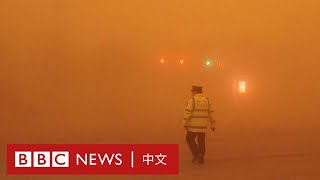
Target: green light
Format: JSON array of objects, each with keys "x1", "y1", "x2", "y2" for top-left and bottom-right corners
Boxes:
[{"x1": 205, "y1": 59, "x2": 212, "y2": 66}]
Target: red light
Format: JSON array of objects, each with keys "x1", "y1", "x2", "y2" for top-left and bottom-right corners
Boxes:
[{"x1": 219, "y1": 61, "x2": 224, "y2": 68}]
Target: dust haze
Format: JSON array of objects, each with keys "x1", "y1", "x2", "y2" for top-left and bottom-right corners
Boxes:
[{"x1": 1, "y1": 0, "x2": 320, "y2": 179}]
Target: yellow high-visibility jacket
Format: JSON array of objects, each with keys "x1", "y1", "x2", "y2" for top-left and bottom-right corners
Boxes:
[{"x1": 183, "y1": 93, "x2": 215, "y2": 132}]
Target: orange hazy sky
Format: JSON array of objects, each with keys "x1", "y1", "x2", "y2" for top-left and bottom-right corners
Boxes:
[{"x1": 1, "y1": 0, "x2": 320, "y2": 137}]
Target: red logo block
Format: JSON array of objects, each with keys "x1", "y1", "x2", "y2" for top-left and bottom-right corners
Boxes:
[{"x1": 7, "y1": 144, "x2": 179, "y2": 175}]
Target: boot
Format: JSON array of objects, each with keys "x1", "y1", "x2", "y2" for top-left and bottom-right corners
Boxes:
[
  {"x1": 192, "y1": 156, "x2": 198, "y2": 164},
  {"x1": 198, "y1": 156, "x2": 204, "y2": 164}
]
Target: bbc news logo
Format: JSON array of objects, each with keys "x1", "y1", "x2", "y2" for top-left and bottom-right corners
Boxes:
[
  {"x1": 15, "y1": 151, "x2": 69, "y2": 167},
  {"x1": 7, "y1": 144, "x2": 179, "y2": 175}
]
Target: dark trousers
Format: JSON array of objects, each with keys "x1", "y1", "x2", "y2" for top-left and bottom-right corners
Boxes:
[{"x1": 186, "y1": 131, "x2": 206, "y2": 160}]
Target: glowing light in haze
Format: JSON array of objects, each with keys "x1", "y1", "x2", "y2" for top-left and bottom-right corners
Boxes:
[
  {"x1": 205, "y1": 59, "x2": 212, "y2": 66},
  {"x1": 239, "y1": 81, "x2": 246, "y2": 93}
]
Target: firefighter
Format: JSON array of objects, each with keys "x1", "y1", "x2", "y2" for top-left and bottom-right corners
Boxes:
[{"x1": 184, "y1": 85, "x2": 215, "y2": 164}]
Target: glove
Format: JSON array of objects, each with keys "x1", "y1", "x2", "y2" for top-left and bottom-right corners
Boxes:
[{"x1": 211, "y1": 127, "x2": 215, "y2": 132}]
